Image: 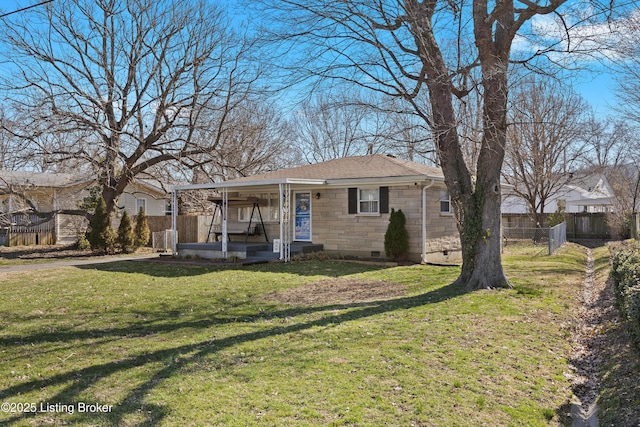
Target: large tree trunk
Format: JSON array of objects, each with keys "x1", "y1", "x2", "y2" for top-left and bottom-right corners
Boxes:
[
  {"x1": 102, "y1": 186, "x2": 118, "y2": 218},
  {"x1": 455, "y1": 182, "x2": 507, "y2": 289},
  {"x1": 419, "y1": 20, "x2": 509, "y2": 290},
  {"x1": 453, "y1": 59, "x2": 510, "y2": 290}
]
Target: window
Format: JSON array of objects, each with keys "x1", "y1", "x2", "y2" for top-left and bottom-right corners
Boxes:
[
  {"x1": 439, "y1": 191, "x2": 451, "y2": 214},
  {"x1": 165, "y1": 200, "x2": 173, "y2": 216},
  {"x1": 135, "y1": 198, "x2": 147, "y2": 214},
  {"x1": 348, "y1": 187, "x2": 389, "y2": 214},
  {"x1": 359, "y1": 188, "x2": 379, "y2": 214}
]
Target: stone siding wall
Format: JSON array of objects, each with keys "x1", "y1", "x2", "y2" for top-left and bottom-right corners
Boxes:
[
  {"x1": 313, "y1": 184, "x2": 460, "y2": 262},
  {"x1": 231, "y1": 184, "x2": 461, "y2": 262}
]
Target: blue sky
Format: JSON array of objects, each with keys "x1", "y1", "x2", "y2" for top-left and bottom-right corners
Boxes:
[
  {"x1": 0, "y1": 0, "x2": 622, "y2": 119},
  {"x1": 574, "y1": 73, "x2": 617, "y2": 117}
]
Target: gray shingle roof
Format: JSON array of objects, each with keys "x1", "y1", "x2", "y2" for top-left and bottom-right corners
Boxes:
[
  {"x1": 229, "y1": 155, "x2": 443, "y2": 183},
  {"x1": 0, "y1": 170, "x2": 93, "y2": 189}
]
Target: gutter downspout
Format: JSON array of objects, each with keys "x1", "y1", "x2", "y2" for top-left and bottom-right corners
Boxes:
[{"x1": 422, "y1": 180, "x2": 436, "y2": 264}]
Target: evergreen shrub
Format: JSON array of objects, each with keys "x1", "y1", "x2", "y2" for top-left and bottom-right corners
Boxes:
[
  {"x1": 384, "y1": 208, "x2": 409, "y2": 262},
  {"x1": 134, "y1": 207, "x2": 150, "y2": 248},
  {"x1": 117, "y1": 210, "x2": 136, "y2": 253},
  {"x1": 87, "y1": 196, "x2": 116, "y2": 253}
]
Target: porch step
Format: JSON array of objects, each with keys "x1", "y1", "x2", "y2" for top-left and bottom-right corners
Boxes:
[{"x1": 252, "y1": 250, "x2": 280, "y2": 261}]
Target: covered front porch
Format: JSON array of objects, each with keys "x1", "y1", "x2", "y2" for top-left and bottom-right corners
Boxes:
[
  {"x1": 171, "y1": 178, "x2": 327, "y2": 262},
  {"x1": 176, "y1": 241, "x2": 324, "y2": 263}
]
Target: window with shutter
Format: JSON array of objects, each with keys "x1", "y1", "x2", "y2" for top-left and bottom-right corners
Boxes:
[{"x1": 347, "y1": 187, "x2": 389, "y2": 214}]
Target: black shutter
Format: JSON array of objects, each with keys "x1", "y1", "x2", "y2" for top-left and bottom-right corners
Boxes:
[
  {"x1": 380, "y1": 186, "x2": 389, "y2": 213},
  {"x1": 348, "y1": 188, "x2": 358, "y2": 214}
]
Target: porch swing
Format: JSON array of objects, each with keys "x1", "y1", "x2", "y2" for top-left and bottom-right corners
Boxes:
[{"x1": 206, "y1": 196, "x2": 269, "y2": 243}]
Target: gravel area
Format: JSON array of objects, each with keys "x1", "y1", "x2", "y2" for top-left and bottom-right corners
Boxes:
[
  {"x1": 568, "y1": 244, "x2": 640, "y2": 427},
  {"x1": 567, "y1": 248, "x2": 602, "y2": 426}
]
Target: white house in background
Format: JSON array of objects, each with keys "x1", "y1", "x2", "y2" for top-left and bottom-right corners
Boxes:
[
  {"x1": 116, "y1": 179, "x2": 171, "y2": 217},
  {"x1": 502, "y1": 172, "x2": 615, "y2": 214},
  {"x1": 0, "y1": 170, "x2": 170, "y2": 245}
]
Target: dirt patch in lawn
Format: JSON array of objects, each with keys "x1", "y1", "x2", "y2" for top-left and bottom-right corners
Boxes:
[{"x1": 265, "y1": 278, "x2": 407, "y2": 306}]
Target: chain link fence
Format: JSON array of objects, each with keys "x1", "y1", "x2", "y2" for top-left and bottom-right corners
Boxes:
[
  {"x1": 502, "y1": 221, "x2": 566, "y2": 255},
  {"x1": 548, "y1": 222, "x2": 567, "y2": 254}
]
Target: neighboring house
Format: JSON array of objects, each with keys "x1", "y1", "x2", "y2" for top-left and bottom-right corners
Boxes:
[
  {"x1": 0, "y1": 170, "x2": 169, "y2": 245},
  {"x1": 172, "y1": 154, "x2": 461, "y2": 263},
  {"x1": 116, "y1": 179, "x2": 172, "y2": 218},
  {"x1": 502, "y1": 172, "x2": 615, "y2": 215}
]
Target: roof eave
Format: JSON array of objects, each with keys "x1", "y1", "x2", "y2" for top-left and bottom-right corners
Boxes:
[
  {"x1": 172, "y1": 178, "x2": 328, "y2": 191},
  {"x1": 326, "y1": 175, "x2": 445, "y2": 186}
]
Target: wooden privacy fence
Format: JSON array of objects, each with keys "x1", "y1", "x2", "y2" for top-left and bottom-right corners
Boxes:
[
  {"x1": 0, "y1": 214, "x2": 216, "y2": 247},
  {"x1": 565, "y1": 213, "x2": 610, "y2": 239},
  {"x1": 146, "y1": 215, "x2": 213, "y2": 244},
  {"x1": 1, "y1": 213, "x2": 56, "y2": 246}
]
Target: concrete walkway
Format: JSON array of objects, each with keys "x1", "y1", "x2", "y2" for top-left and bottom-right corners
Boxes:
[{"x1": 0, "y1": 253, "x2": 160, "y2": 274}]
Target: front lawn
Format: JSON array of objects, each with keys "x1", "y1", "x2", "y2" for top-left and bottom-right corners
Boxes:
[{"x1": 0, "y1": 246, "x2": 590, "y2": 426}]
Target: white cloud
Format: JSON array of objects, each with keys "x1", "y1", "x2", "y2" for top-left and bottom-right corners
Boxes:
[{"x1": 512, "y1": 3, "x2": 635, "y2": 64}]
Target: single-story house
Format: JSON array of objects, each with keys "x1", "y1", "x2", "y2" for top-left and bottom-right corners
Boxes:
[
  {"x1": 502, "y1": 172, "x2": 615, "y2": 215},
  {"x1": 171, "y1": 154, "x2": 461, "y2": 263},
  {"x1": 0, "y1": 170, "x2": 170, "y2": 245}
]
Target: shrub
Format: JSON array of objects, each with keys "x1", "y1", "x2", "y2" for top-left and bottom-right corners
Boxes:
[
  {"x1": 117, "y1": 210, "x2": 136, "y2": 253},
  {"x1": 75, "y1": 233, "x2": 91, "y2": 251},
  {"x1": 134, "y1": 207, "x2": 150, "y2": 249},
  {"x1": 87, "y1": 196, "x2": 117, "y2": 253},
  {"x1": 384, "y1": 208, "x2": 409, "y2": 262},
  {"x1": 546, "y1": 207, "x2": 566, "y2": 227},
  {"x1": 611, "y1": 248, "x2": 640, "y2": 348}
]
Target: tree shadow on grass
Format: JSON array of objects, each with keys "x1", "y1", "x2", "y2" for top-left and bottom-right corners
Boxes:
[
  {"x1": 75, "y1": 258, "x2": 392, "y2": 278},
  {"x1": 0, "y1": 281, "x2": 467, "y2": 426}
]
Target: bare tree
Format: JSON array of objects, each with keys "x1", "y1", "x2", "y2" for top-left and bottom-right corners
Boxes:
[
  {"x1": 596, "y1": 10, "x2": 640, "y2": 237},
  {"x1": 292, "y1": 93, "x2": 375, "y2": 163},
  {"x1": 375, "y1": 96, "x2": 438, "y2": 164},
  {"x1": 0, "y1": 0, "x2": 271, "y2": 216},
  {"x1": 502, "y1": 76, "x2": 589, "y2": 225},
  {"x1": 257, "y1": 0, "x2": 580, "y2": 289},
  {"x1": 198, "y1": 100, "x2": 295, "y2": 180},
  {"x1": 0, "y1": 107, "x2": 38, "y2": 171},
  {"x1": 614, "y1": 10, "x2": 640, "y2": 129},
  {"x1": 605, "y1": 163, "x2": 640, "y2": 238},
  {"x1": 292, "y1": 91, "x2": 438, "y2": 164},
  {"x1": 581, "y1": 116, "x2": 634, "y2": 170},
  {"x1": 579, "y1": 117, "x2": 640, "y2": 238}
]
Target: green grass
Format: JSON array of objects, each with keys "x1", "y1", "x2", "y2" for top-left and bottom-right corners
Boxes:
[{"x1": 0, "y1": 246, "x2": 589, "y2": 426}]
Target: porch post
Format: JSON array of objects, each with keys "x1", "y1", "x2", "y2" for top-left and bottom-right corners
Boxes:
[
  {"x1": 222, "y1": 187, "x2": 228, "y2": 258},
  {"x1": 279, "y1": 182, "x2": 291, "y2": 262},
  {"x1": 171, "y1": 189, "x2": 178, "y2": 254}
]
